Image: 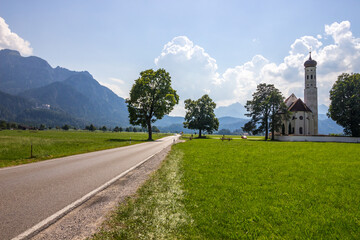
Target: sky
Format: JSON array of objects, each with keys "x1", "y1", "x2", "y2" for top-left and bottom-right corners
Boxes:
[{"x1": 1, "y1": 0, "x2": 360, "y2": 116}]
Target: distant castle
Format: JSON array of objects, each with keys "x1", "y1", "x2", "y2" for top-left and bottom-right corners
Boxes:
[{"x1": 280, "y1": 53, "x2": 318, "y2": 136}]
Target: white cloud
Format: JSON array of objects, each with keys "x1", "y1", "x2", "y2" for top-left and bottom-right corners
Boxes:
[
  {"x1": 99, "y1": 77, "x2": 129, "y2": 99},
  {"x1": 0, "y1": 17, "x2": 33, "y2": 56},
  {"x1": 156, "y1": 21, "x2": 360, "y2": 116},
  {"x1": 155, "y1": 36, "x2": 220, "y2": 103}
]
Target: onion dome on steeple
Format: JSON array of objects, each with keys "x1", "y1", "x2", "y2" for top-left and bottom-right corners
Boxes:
[{"x1": 304, "y1": 52, "x2": 317, "y2": 67}]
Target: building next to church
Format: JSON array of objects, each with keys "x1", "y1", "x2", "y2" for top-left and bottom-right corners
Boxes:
[{"x1": 280, "y1": 53, "x2": 318, "y2": 136}]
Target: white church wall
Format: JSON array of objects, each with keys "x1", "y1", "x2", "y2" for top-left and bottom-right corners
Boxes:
[{"x1": 274, "y1": 135, "x2": 360, "y2": 143}]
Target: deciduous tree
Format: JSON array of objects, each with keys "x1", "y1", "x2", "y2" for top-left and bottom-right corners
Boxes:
[
  {"x1": 243, "y1": 83, "x2": 289, "y2": 140},
  {"x1": 183, "y1": 94, "x2": 219, "y2": 137},
  {"x1": 126, "y1": 69, "x2": 179, "y2": 140},
  {"x1": 328, "y1": 73, "x2": 360, "y2": 137}
]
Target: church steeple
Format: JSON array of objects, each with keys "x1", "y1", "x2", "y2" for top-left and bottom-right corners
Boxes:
[{"x1": 304, "y1": 52, "x2": 318, "y2": 135}]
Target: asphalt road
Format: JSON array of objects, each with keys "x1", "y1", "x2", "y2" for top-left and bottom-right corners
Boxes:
[{"x1": 0, "y1": 135, "x2": 178, "y2": 240}]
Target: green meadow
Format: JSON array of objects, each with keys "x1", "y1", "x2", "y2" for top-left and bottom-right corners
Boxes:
[
  {"x1": 0, "y1": 130, "x2": 169, "y2": 168},
  {"x1": 93, "y1": 137, "x2": 360, "y2": 239}
]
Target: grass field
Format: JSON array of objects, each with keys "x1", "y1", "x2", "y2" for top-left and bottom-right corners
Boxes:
[
  {"x1": 0, "y1": 130, "x2": 170, "y2": 168},
  {"x1": 93, "y1": 137, "x2": 360, "y2": 239}
]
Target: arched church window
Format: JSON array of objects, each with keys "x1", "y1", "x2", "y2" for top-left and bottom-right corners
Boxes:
[
  {"x1": 299, "y1": 127, "x2": 303, "y2": 134},
  {"x1": 311, "y1": 75, "x2": 313, "y2": 79},
  {"x1": 288, "y1": 123, "x2": 292, "y2": 134},
  {"x1": 299, "y1": 116, "x2": 303, "y2": 120}
]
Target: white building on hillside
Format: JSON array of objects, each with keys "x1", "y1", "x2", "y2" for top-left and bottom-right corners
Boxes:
[{"x1": 280, "y1": 53, "x2": 318, "y2": 136}]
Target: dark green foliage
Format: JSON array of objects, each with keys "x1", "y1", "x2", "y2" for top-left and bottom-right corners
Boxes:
[
  {"x1": 183, "y1": 94, "x2": 219, "y2": 137},
  {"x1": 243, "y1": 83, "x2": 289, "y2": 140},
  {"x1": 328, "y1": 73, "x2": 360, "y2": 137},
  {"x1": 62, "y1": 124, "x2": 70, "y2": 130},
  {"x1": 85, "y1": 124, "x2": 97, "y2": 131},
  {"x1": 101, "y1": 126, "x2": 107, "y2": 131},
  {"x1": 0, "y1": 90, "x2": 35, "y2": 121},
  {"x1": 0, "y1": 120, "x2": 7, "y2": 129},
  {"x1": 126, "y1": 69, "x2": 179, "y2": 140},
  {"x1": 152, "y1": 126, "x2": 160, "y2": 133}
]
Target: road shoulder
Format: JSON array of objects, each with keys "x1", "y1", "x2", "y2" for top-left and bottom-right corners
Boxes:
[{"x1": 32, "y1": 144, "x2": 173, "y2": 240}]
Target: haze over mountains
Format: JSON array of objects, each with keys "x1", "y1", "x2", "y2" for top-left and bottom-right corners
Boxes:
[
  {"x1": 0, "y1": 49, "x2": 343, "y2": 134},
  {"x1": 0, "y1": 49, "x2": 128, "y2": 127}
]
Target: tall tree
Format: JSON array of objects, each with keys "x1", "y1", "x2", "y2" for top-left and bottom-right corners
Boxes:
[
  {"x1": 242, "y1": 83, "x2": 289, "y2": 140},
  {"x1": 328, "y1": 73, "x2": 360, "y2": 137},
  {"x1": 126, "y1": 69, "x2": 179, "y2": 140},
  {"x1": 183, "y1": 94, "x2": 219, "y2": 137}
]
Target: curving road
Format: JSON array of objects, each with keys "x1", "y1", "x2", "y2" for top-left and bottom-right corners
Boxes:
[{"x1": 0, "y1": 135, "x2": 178, "y2": 240}]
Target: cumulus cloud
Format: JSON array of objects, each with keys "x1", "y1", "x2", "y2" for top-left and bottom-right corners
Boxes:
[
  {"x1": 155, "y1": 36, "x2": 220, "y2": 101},
  {"x1": 155, "y1": 21, "x2": 360, "y2": 116},
  {"x1": 99, "y1": 77, "x2": 129, "y2": 99},
  {"x1": 0, "y1": 17, "x2": 33, "y2": 55}
]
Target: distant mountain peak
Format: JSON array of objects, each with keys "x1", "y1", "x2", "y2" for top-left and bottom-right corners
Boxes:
[
  {"x1": 0, "y1": 49, "x2": 21, "y2": 56},
  {"x1": 215, "y1": 102, "x2": 248, "y2": 118}
]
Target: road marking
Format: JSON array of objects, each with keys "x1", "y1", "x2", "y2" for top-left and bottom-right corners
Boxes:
[
  {"x1": 12, "y1": 136, "x2": 178, "y2": 240},
  {"x1": 0, "y1": 136, "x2": 173, "y2": 172}
]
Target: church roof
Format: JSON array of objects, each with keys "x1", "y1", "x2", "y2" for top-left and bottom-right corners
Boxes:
[
  {"x1": 285, "y1": 93, "x2": 297, "y2": 107},
  {"x1": 288, "y1": 98, "x2": 312, "y2": 112}
]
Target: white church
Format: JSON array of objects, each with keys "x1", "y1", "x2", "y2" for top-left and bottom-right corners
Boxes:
[{"x1": 279, "y1": 53, "x2": 318, "y2": 136}]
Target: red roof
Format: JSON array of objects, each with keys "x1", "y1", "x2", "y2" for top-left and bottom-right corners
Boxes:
[{"x1": 288, "y1": 98, "x2": 312, "y2": 112}]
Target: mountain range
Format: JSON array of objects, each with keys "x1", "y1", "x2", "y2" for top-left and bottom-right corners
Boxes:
[
  {"x1": 0, "y1": 49, "x2": 128, "y2": 127},
  {"x1": 0, "y1": 48, "x2": 344, "y2": 134}
]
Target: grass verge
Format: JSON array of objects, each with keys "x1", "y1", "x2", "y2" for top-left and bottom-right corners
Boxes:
[
  {"x1": 92, "y1": 138, "x2": 360, "y2": 239},
  {"x1": 92, "y1": 145, "x2": 191, "y2": 239},
  {"x1": 0, "y1": 130, "x2": 170, "y2": 168}
]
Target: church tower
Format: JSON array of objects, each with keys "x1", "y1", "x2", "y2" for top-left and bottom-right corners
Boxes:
[{"x1": 304, "y1": 52, "x2": 318, "y2": 135}]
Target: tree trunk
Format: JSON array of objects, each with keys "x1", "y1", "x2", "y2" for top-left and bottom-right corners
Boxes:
[
  {"x1": 147, "y1": 120, "x2": 152, "y2": 141},
  {"x1": 199, "y1": 129, "x2": 202, "y2": 138},
  {"x1": 265, "y1": 118, "x2": 269, "y2": 141},
  {"x1": 271, "y1": 111, "x2": 275, "y2": 141}
]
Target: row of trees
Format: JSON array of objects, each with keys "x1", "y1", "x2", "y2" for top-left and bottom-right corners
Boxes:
[
  {"x1": 126, "y1": 68, "x2": 360, "y2": 140},
  {"x1": 127, "y1": 69, "x2": 219, "y2": 140},
  {"x1": 0, "y1": 120, "x2": 162, "y2": 133},
  {"x1": 3, "y1": 69, "x2": 359, "y2": 138}
]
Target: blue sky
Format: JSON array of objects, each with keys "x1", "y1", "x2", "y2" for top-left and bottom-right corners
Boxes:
[{"x1": 1, "y1": 0, "x2": 360, "y2": 115}]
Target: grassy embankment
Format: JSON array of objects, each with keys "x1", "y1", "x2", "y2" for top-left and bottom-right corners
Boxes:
[
  {"x1": 0, "y1": 130, "x2": 170, "y2": 168},
  {"x1": 93, "y1": 137, "x2": 360, "y2": 239}
]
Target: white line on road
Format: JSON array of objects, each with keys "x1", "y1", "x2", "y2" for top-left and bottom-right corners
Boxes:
[{"x1": 12, "y1": 137, "x2": 176, "y2": 240}]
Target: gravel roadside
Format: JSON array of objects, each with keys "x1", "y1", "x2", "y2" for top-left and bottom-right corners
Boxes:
[{"x1": 32, "y1": 143, "x2": 175, "y2": 240}]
